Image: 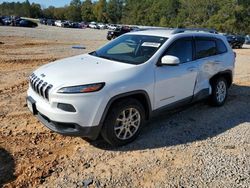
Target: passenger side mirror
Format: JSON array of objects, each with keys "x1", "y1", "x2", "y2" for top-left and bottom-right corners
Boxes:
[{"x1": 160, "y1": 55, "x2": 180, "y2": 66}]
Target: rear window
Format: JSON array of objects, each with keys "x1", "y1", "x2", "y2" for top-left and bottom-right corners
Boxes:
[
  {"x1": 196, "y1": 40, "x2": 217, "y2": 59},
  {"x1": 216, "y1": 39, "x2": 227, "y2": 54}
]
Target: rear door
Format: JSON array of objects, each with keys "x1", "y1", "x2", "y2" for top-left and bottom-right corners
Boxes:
[{"x1": 193, "y1": 37, "x2": 227, "y2": 94}]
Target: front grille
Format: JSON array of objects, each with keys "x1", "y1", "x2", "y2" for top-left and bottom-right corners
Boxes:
[{"x1": 29, "y1": 73, "x2": 53, "y2": 100}]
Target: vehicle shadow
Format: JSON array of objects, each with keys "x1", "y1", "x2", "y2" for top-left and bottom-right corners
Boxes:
[
  {"x1": 89, "y1": 84, "x2": 250, "y2": 151},
  {"x1": 0, "y1": 148, "x2": 16, "y2": 187}
]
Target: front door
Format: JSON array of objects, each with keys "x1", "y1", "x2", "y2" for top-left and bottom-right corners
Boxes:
[{"x1": 154, "y1": 37, "x2": 198, "y2": 109}]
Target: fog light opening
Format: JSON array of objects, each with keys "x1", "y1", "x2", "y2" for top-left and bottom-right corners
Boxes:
[{"x1": 57, "y1": 103, "x2": 76, "y2": 112}]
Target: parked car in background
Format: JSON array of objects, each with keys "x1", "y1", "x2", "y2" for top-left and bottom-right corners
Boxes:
[
  {"x1": 0, "y1": 16, "x2": 20, "y2": 26},
  {"x1": 13, "y1": 17, "x2": 23, "y2": 26},
  {"x1": 0, "y1": 16, "x2": 37, "y2": 28},
  {"x1": 79, "y1": 22, "x2": 88, "y2": 29},
  {"x1": 245, "y1": 35, "x2": 250, "y2": 44},
  {"x1": 19, "y1": 19, "x2": 38, "y2": 28},
  {"x1": 68, "y1": 22, "x2": 79, "y2": 28},
  {"x1": 89, "y1": 22, "x2": 98, "y2": 29},
  {"x1": 0, "y1": 17, "x2": 4, "y2": 25},
  {"x1": 3, "y1": 17, "x2": 11, "y2": 25},
  {"x1": 107, "y1": 26, "x2": 133, "y2": 40},
  {"x1": 55, "y1": 20, "x2": 63, "y2": 27},
  {"x1": 55, "y1": 20, "x2": 70, "y2": 28},
  {"x1": 47, "y1": 19, "x2": 55, "y2": 26},
  {"x1": 63, "y1": 21, "x2": 71, "y2": 28},
  {"x1": 39, "y1": 18, "x2": 47, "y2": 25},
  {"x1": 108, "y1": 24, "x2": 117, "y2": 30},
  {"x1": 223, "y1": 34, "x2": 245, "y2": 49},
  {"x1": 233, "y1": 35, "x2": 245, "y2": 48},
  {"x1": 98, "y1": 23, "x2": 106, "y2": 29}
]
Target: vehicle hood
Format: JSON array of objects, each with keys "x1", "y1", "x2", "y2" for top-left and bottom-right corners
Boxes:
[{"x1": 33, "y1": 54, "x2": 137, "y2": 88}]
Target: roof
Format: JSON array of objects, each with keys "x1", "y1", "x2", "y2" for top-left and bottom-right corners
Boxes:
[
  {"x1": 128, "y1": 28, "x2": 219, "y2": 38},
  {"x1": 129, "y1": 29, "x2": 175, "y2": 38}
]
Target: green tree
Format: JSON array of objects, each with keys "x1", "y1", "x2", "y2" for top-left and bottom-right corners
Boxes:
[
  {"x1": 177, "y1": 0, "x2": 220, "y2": 28},
  {"x1": 14, "y1": 2, "x2": 23, "y2": 16},
  {"x1": 234, "y1": 0, "x2": 250, "y2": 34},
  {"x1": 208, "y1": 0, "x2": 237, "y2": 33},
  {"x1": 81, "y1": 0, "x2": 95, "y2": 22},
  {"x1": 121, "y1": 0, "x2": 146, "y2": 25},
  {"x1": 94, "y1": 0, "x2": 107, "y2": 22},
  {"x1": 149, "y1": 0, "x2": 180, "y2": 27},
  {"x1": 30, "y1": 3, "x2": 43, "y2": 18},
  {"x1": 23, "y1": 0, "x2": 31, "y2": 17},
  {"x1": 54, "y1": 8, "x2": 67, "y2": 20},
  {"x1": 65, "y1": 0, "x2": 82, "y2": 21},
  {"x1": 0, "y1": 0, "x2": 250, "y2": 34},
  {"x1": 106, "y1": 0, "x2": 123, "y2": 23},
  {"x1": 43, "y1": 6, "x2": 56, "y2": 19}
]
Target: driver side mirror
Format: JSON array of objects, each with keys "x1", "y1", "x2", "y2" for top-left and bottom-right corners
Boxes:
[{"x1": 160, "y1": 55, "x2": 180, "y2": 66}]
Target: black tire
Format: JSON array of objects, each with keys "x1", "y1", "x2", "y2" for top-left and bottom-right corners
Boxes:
[
  {"x1": 101, "y1": 98, "x2": 145, "y2": 146},
  {"x1": 210, "y1": 77, "x2": 228, "y2": 106}
]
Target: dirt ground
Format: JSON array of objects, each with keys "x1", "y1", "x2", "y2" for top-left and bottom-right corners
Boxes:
[{"x1": 0, "y1": 25, "x2": 249, "y2": 188}]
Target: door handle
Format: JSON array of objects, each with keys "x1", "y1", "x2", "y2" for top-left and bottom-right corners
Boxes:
[
  {"x1": 187, "y1": 67, "x2": 196, "y2": 72},
  {"x1": 213, "y1": 61, "x2": 221, "y2": 65}
]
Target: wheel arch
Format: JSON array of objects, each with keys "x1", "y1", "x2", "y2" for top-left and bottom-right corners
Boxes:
[
  {"x1": 209, "y1": 70, "x2": 233, "y2": 88},
  {"x1": 100, "y1": 90, "x2": 152, "y2": 125}
]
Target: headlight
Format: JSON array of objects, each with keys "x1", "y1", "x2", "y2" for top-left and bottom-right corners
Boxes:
[{"x1": 57, "y1": 83, "x2": 105, "y2": 94}]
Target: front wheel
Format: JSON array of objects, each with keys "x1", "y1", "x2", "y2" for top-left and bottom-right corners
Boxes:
[
  {"x1": 210, "y1": 77, "x2": 228, "y2": 106},
  {"x1": 101, "y1": 98, "x2": 145, "y2": 146}
]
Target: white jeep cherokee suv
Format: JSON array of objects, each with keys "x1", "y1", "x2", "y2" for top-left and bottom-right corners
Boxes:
[{"x1": 27, "y1": 29, "x2": 235, "y2": 146}]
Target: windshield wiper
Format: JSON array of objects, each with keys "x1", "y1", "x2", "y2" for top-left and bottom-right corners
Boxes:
[
  {"x1": 90, "y1": 52, "x2": 136, "y2": 64},
  {"x1": 89, "y1": 51, "x2": 98, "y2": 56},
  {"x1": 90, "y1": 51, "x2": 115, "y2": 61},
  {"x1": 98, "y1": 55, "x2": 116, "y2": 61}
]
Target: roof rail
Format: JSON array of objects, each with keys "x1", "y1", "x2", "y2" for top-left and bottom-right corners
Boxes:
[
  {"x1": 172, "y1": 28, "x2": 218, "y2": 34},
  {"x1": 136, "y1": 27, "x2": 219, "y2": 35},
  {"x1": 135, "y1": 27, "x2": 218, "y2": 35}
]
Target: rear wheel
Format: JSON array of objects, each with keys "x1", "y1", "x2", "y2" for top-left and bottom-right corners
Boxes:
[
  {"x1": 210, "y1": 77, "x2": 228, "y2": 106},
  {"x1": 101, "y1": 98, "x2": 145, "y2": 146}
]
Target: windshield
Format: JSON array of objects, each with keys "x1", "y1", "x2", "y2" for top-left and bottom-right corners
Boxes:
[{"x1": 90, "y1": 34, "x2": 167, "y2": 65}]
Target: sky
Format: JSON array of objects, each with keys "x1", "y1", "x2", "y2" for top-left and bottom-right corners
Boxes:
[{"x1": 0, "y1": 0, "x2": 70, "y2": 8}]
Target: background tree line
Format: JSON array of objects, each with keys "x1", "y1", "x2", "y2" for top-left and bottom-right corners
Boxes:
[{"x1": 0, "y1": 0, "x2": 249, "y2": 34}]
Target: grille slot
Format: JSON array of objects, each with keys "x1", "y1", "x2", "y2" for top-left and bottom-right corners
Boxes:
[
  {"x1": 29, "y1": 74, "x2": 53, "y2": 101},
  {"x1": 40, "y1": 82, "x2": 48, "y2": 97},
  {"x1": 45, "y1": 85, "x2": 53, "y2": 100}
]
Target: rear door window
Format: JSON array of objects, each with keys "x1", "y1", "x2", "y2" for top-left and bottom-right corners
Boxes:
[
  {"x1": 195, "y1": 39, "x2": 217, "y2": 59},
  {"x1": 216, "y1": 39, "x2": 227, "y2": 54}
]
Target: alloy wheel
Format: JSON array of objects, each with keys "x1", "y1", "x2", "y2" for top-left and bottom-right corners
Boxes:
[
  {"x1": 216, "y1": 80, "x2": 227, "y2": 103},
  {"x1": 114, "y1": 108, "x2": 141, "y2": 140}
]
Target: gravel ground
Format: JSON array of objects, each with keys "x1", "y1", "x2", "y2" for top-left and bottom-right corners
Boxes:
[{"x1": 0, "y1": 25, "x2": 249, "y2": 188}]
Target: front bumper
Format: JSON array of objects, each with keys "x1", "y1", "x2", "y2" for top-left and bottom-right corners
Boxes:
[
  {"x1": 27, "y1": 86, "x2": 108, "y2": 139},
  {"x1": 37, "y1": 112, "x2": 100, "y2": 139}
]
